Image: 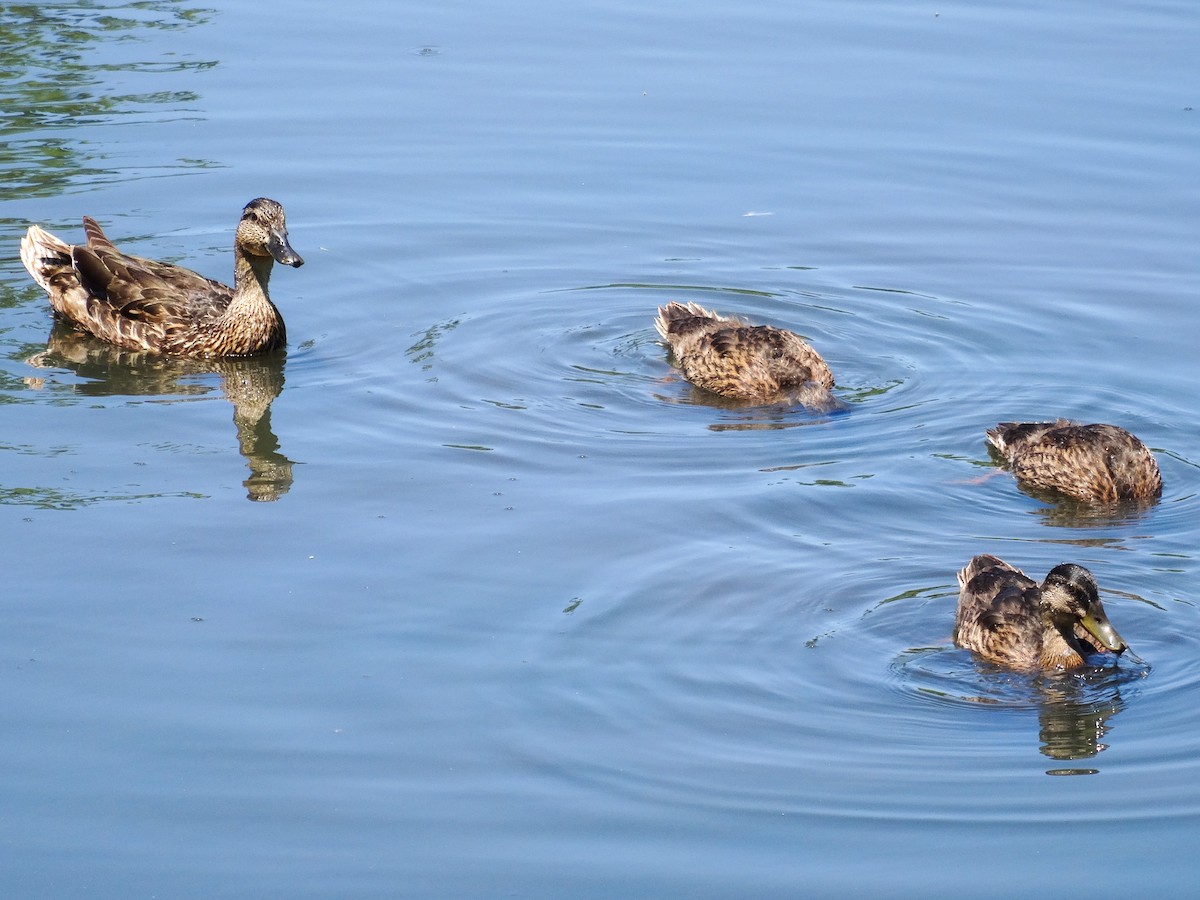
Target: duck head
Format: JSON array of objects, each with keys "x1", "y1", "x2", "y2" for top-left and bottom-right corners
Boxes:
[
  {"x1": 238, "y1": 197, "x2": 304, "y2": 268},
  {"x1": 1042, "y1": 563, "x2": 1128, "y2": 655}
]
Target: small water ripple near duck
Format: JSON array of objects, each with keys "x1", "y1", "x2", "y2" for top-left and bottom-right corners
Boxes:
[
  {"x1": 654, "y1": 301, "x2": 841, "y2": 411},
  {"x1": 954, "y1": 554, "x2": 1129, "y2": 672},
  {"x1": 19, "y1": 197, "x2": 303, "y2": 358}
]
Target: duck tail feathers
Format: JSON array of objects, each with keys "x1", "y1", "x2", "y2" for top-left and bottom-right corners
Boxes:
[
  {"x1": 20, "y1": 225, "x2": 73, "y2": 293},
  {"x1": 655, "y1": 301, "x2": 722, "y2": 340}
]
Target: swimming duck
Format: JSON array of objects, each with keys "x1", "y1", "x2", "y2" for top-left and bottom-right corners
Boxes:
[
  {"x1": 954, "y1": 554, "x2": 1128, "y2": 671},
  {"x1": 654, "y1": 301, "x2": 838, "y2": 410},
  {"x1": 986, "y1": 420, "x2": 1162, "y2": 502},
  {"x1": 19, "y1": 198, "x2": 303, "y2": 357}
]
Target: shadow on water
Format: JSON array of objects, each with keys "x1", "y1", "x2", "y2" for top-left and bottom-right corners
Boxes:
[
  {"x1": 24, "y1": 324, "x2": 296, "y2": 501},
  {"x1": 650, "y1": 354, "x2": 901, "y2": 432},
  {"x1": 650, "y1": 383, "x2": 853, "y2": 432},
  {"x1": 1028, "y1": 497, "x2": 1161, "y2": 529},
  {"x1": 894, "y1": 644, "x2": 1148, "y2": 772},
  {"x1": 650, "y1": 379, "x2": 912, "y2": 433},
  {"x1": 0, "y1": 1, "x2": 217, "y2": 202}
]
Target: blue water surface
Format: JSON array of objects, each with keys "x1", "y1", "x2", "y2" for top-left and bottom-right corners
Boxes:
[{"x1": 1, "y1": 0, "x2": 1199, "y2": 896}]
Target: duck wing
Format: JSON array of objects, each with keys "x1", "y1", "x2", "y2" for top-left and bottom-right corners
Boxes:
[
  {"x1": 716, "y1": 325, "x2": 833, "y2": 386},
  {"x1": 72, "y1": 218, "x2": 232, "y2": 326},
  {"x1": 82, "y1": 216, "x2": 119, "y2": 253},
  {"x1": 972, "y1": 578, "x2": 1038, "y2": 634},
  {"x1": 985, "y1": 420, "x2": 1066, "y2": 458},
  {"x1": 954, "y1": 556, "x2": 1044, "y2": 667},
  {"x1": 677, "y1": 324, "x2": 832, "y2": 401}
]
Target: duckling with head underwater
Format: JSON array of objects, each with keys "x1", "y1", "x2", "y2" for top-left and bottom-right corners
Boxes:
[
  {"x1": 20, "y1": 198, "x2": 303, "y2": 357},
  {"x1": 654, "y1": 301, "x2": 840, "y2": 411},
  {"x1": 986, "y1": 420, "x2": 1161, "y2": 502},
  {"x1": 954, "y1": 554, "x2": 1129, "y2": 671}
]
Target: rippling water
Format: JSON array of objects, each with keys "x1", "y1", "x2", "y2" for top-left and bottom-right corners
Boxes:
[{"x1": 2, "y1": 0, "x2": 1199, "y2": 896}]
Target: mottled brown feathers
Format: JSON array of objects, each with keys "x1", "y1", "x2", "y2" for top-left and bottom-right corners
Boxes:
[
  {"x1": 654, "y1": 301, "x2": 838, "y2": 409},
  {"x1": 954, "y1": 554, "x2": 1128, "y2": 671},
  {"x1": 986, "y1": 420, "x2": 1161, "y2": 502},
  {"x1": 20, "y1": 198, "x2": 303, "y2": 358}
]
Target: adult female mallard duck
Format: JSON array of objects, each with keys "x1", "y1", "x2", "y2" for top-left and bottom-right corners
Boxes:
[
  {"x1": 654, "y1": 301, "x2": 839, "y2": 410},
  {"x1": 986, "y1": 420, "x2": 1161, "y2": 502},
  {"x1": 19, "y1": 198, "x2": 303, "y2": 357},
  {"x1": 954, "y1": 554, "x2": 1128, "y2": 671}
]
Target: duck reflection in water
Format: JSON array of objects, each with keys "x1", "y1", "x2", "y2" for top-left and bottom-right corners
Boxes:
[
  {"x1": 1035, "y1": 674, "x2": 1127, "y2": 765},
  {"x1": 952, "y1": 659, "x2": 1132, "y2": 766},
  {"x1": 27, "y1": 323, "x2": 296, "y2": 501}
]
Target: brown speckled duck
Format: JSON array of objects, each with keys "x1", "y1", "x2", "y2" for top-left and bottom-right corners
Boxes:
[
  {"x1": 19, "y1": 198, "x2": 303, "y2": 357},
  {"x1": 654, "y1": 301, "x2": 838, "y2": 410},
  {"x1": 954, "y1": 554, "x2": 1128, "y2": 671},
  {"x1": 986, "y1": 420, "x2": 1162, "y2": 502}
]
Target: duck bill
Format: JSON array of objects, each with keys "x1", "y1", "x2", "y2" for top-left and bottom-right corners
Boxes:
[
  {"x1": 1079, "y1": 612, "x2": 1128, "y2": 654},
  {"x1": 267, "y1": 229, "x2": 304, "y2": 268}
]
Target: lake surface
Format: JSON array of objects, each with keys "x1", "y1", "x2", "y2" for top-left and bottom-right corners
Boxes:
[{"x1": 2, "y1": 0, "x2": 1199, "y2": 896}]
